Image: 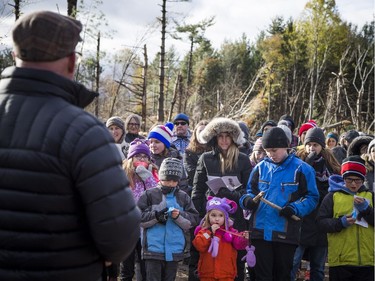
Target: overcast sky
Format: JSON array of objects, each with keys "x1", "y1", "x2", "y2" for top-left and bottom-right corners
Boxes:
[{"x1": 1, "y1": 0, "x2": 373, "y2": 60}]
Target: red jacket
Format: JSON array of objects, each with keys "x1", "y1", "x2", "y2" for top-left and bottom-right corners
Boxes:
[{"x1": 192, "y1": 226, "x2": 247, "y2": 279}]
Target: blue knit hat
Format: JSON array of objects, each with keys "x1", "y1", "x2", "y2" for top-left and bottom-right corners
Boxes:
[
  {"x1": 173, "y1": 113, "x2": 189, "y2": 125},
  {"x1": 148, "y1": 122, "x2": 174, "y2": 149}
]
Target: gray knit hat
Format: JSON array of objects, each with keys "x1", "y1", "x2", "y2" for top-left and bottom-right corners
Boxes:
[
  {"x1": 158, "y1": 158, "x2": 183, "y2": 181},
  {"x1": 106, "y1": 116, "x2": 125, "y2": 132},
  {"x1": 304, "y1": 127, "x2": 326, "y2": 148}
]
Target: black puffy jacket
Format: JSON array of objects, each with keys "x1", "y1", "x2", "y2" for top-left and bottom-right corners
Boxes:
[{"x1": 0, "y1": 67, "x2": 140, "y2": 281}]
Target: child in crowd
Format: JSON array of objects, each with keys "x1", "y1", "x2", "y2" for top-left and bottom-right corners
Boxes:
[
  {"x1": 138, "y1": 158, "x2": 199, "y2": 281},
  {"x1": 121, "y1": 139, "x2": 159, "y2": 281},
  {"x1": 193, "y1": 197, "x2": 249, "y2": 281},
  {"x1": 317, "y1": 156, "x2": 374, "y2": 281},
  {"x1": 240, "y1": 127, "x2": 319, "y2": 281},
  {"x1": 249, "y1": 138, "x2": 266, "y2": 168},
  {"x1": 292, "y1": 127, "x2": 341, "y2": 281}
]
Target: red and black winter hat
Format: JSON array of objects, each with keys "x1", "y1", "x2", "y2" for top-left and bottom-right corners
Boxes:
[
  {"x1": 298, "y1": 120, "x2": 317, "y2": 137},
  {"x1": 341, "y1": 155, "x2": 366, "y2": 180}
]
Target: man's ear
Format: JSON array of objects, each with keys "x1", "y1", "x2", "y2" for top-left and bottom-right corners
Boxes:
[{"x1": 67, "y1": 53, "x2": 76, "y2": 74}]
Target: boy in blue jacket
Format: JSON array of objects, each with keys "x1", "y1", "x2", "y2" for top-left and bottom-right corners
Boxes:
[
  {"x1": 138, "y1": 158, "x2": 199, "y2": 281},
  {"x1": 239, "y1": 127, "x2": 319, "y2": 281}
]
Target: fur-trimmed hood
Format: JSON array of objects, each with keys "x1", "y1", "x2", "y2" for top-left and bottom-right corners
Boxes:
[
  {"x1": 347, "y1": 135, "x2": 374, "y2": 157},
  {"x1": 197, "y1": 117, "x2": 246, "y2": 145}
]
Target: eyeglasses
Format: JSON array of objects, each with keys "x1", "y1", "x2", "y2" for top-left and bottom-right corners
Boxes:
[
  {"x1": 174, "y1": 121, "x2": 187, "y2": 126},
  {"x1": 128, "y1": 123, "x2": 140, "y2": 127},
  {"x1": 134, "y1": 154, "x2": 149, "y2": 160},
  {"x1": 344, "y1": 178, "x2": 363, "y2": 184}
]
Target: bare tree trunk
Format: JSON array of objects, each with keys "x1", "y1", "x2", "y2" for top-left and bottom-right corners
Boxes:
[
  {"x1": 67, "y1": 0, "x2": 78, "y2": 17},
  {"x1": 94, "y1": 32, "x2": 100, "y2": 118},
  {"x1": 142, "y1": 45, "x2": 148, "y2": 132},
  {"x1": 168, "y1": 74, "x2": 181, "y2": 121},
  {"x1": 158, "y1": 0, "x2": 167, "y2": 122}
]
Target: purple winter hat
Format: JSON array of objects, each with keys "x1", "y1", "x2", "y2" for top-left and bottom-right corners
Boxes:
[
  {"x1": 127, "y1": 138, "x2": 151, "y2": 160},
  {"x1": 206, "y1": 196, "x2": 237, "y2": 230}
]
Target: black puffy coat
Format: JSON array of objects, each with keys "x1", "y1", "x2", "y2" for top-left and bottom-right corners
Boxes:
[
  {"x1": 0, "y1": 67, "x2": 140, "y2": 281},
  {"x1": 191, "y1": 150, "x2": 252, "y2": 231}
]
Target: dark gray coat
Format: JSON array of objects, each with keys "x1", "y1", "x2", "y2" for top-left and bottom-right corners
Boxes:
[{"x1": 0, "y1": 67, "x2": 140, "y2": 281}]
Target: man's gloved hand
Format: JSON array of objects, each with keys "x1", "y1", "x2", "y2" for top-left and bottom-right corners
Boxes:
[
  {"x1": 136, "y1": 165, "x2": 153, "y2": 181},
  {"x1": 305, "y1": 151, "x2": 317, "y2": 166},
  {"x1": 279, "y1": 206, "x2": 296, "y2": 219},
  {"x1": 243, "y1": 196, "x2": 258, "y2": 210},
  {"x1": 155, "y1": 207, "x2": 169, "y2": 224}
]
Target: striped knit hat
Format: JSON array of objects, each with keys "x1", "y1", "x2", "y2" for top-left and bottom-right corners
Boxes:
[
  {"x1": 148, "y1": 122, "x2": 174, "y2": 149},
  {"x1": 298, "y1": 120, "x2": 317, "y2": 137},
  {"x1": 341, "y1": 155, "x2": 366, "y2": 180}
]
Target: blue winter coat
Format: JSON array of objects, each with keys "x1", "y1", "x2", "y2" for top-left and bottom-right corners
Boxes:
[
  {"x1": 138, "y1": 185, "x2": 199, "y2": 261},
  {"x1": 240, "y1": 153, "x2": 319, "y2": 245}
]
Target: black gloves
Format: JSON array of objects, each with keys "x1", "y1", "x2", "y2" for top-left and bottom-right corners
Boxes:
[
  {"x1": 279, "y1": 206, "x2": 295, "y2": 219},
  {"x1": 305, "y1": 152, "x2": 317, "y2": 166},
  {"x1": 243, "y1": 196, "x2": 258, "y2": 210},
  {"x1": 217, "y1": 187, "x2": 232, "y2": 198},
  {"x1": 155, "y1": 207, "x2": 169, "y2": 224}
]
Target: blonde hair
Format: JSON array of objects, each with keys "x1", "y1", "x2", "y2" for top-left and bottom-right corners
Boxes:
[
  {"x1": 219, "y1": 143, "x2": 239, "y2": 174},
  {"x1": 122, "y1": 157, "x2": 157, "y2": 188}
]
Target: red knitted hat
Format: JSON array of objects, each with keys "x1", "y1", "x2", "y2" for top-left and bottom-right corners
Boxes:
[
  {"x1": 341, "y1": 156, "x2": 366, "y2": 180},
  {"x1": 298, "y1": 120, "x2": 317, "y2": 137}
]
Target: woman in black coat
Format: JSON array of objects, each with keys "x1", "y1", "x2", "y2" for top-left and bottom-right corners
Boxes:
[{"x1": 191, "y1": 117, "x2": 252, "y2": 281}]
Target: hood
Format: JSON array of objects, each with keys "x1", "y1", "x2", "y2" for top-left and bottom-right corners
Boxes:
[
  {"x1": 328, "y1": 174, "x2": 355, "y2": 195},
  {"x1": 197, "y1": 117, "x2": 246, "y2": 145},
  {"x1": 347, "y1": 135, "x2": 374, "y2": 157}
]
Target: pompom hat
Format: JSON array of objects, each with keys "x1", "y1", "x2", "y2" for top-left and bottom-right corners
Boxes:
[
  {"x1": 298, "y1": 120, "x2": 317, "y2": 137},
  {"x1": 304, "y1": 127, "x2": 326, "y2": 148},
  {"x1": 206, "y1": 196, "x2": 237, "y2": 231},
  {"x1": 197, "y1": 117, "x2": 246, "y2": 145},
  {"x1": 127, "y1": 138, "x2": 151, "y2": 160},
  {"x1": 148, "y1": 122, "x2": 174, "y2": 149},
  {"x1": 341, "y1": 155, "x2": 366, "y2": 180}
]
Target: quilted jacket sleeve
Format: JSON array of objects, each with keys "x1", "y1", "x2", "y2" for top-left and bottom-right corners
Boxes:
[{"x1": 68, "y1": 114, "x2": 141, "y2": 264}]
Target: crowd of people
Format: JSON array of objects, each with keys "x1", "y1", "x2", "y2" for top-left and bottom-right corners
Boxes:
[{"x1": 0, "y1": 10, "x2": 373, "y2": 281}]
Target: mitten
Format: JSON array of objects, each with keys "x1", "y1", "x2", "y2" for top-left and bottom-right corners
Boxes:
[
  {"x1": 340, "y1": 215, "x2": 350, "y2": 228},
  {"x1": 354, "y1": 200, "x2": 369, "y2": 212},
  {"x1": 305, "y1": 151, "x2": 317, "y2": 166},
  {"x1": 241, "y1": 245, "x2": 256, "y2": 267},
  {"x1": 243, "y1": 196, "x2": 258, "y2": 210},
  {"x1": 136, "y1": 165, "x2": 153, "y2": 181},
  {"x1": 208, "y1": 236, "x2": 220, "y2": 257},
  {"x1": 279, "y1": 206, "x2": 295, "y2": 219},
  {"x1": 155, "y1": 207, "x2": 169, "y2": 224}
]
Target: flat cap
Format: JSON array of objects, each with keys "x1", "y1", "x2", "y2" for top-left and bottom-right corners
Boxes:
[{"x1": 12, "y1": 11, "x2": 82, "y2": 62}]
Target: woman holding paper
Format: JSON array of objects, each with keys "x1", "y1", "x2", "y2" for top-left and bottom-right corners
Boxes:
[{"x1": 191, "y1": 117, "x2": 252, "y2": 281}]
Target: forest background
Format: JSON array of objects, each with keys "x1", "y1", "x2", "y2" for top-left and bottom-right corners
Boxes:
[{"x1": 0, "y1": 0, "x2": 374, "y2": 137}]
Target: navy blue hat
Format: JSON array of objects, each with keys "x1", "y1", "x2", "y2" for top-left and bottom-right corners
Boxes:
[{"x1": 173, "y1": 113, "x2": 189, "y2": 125}]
